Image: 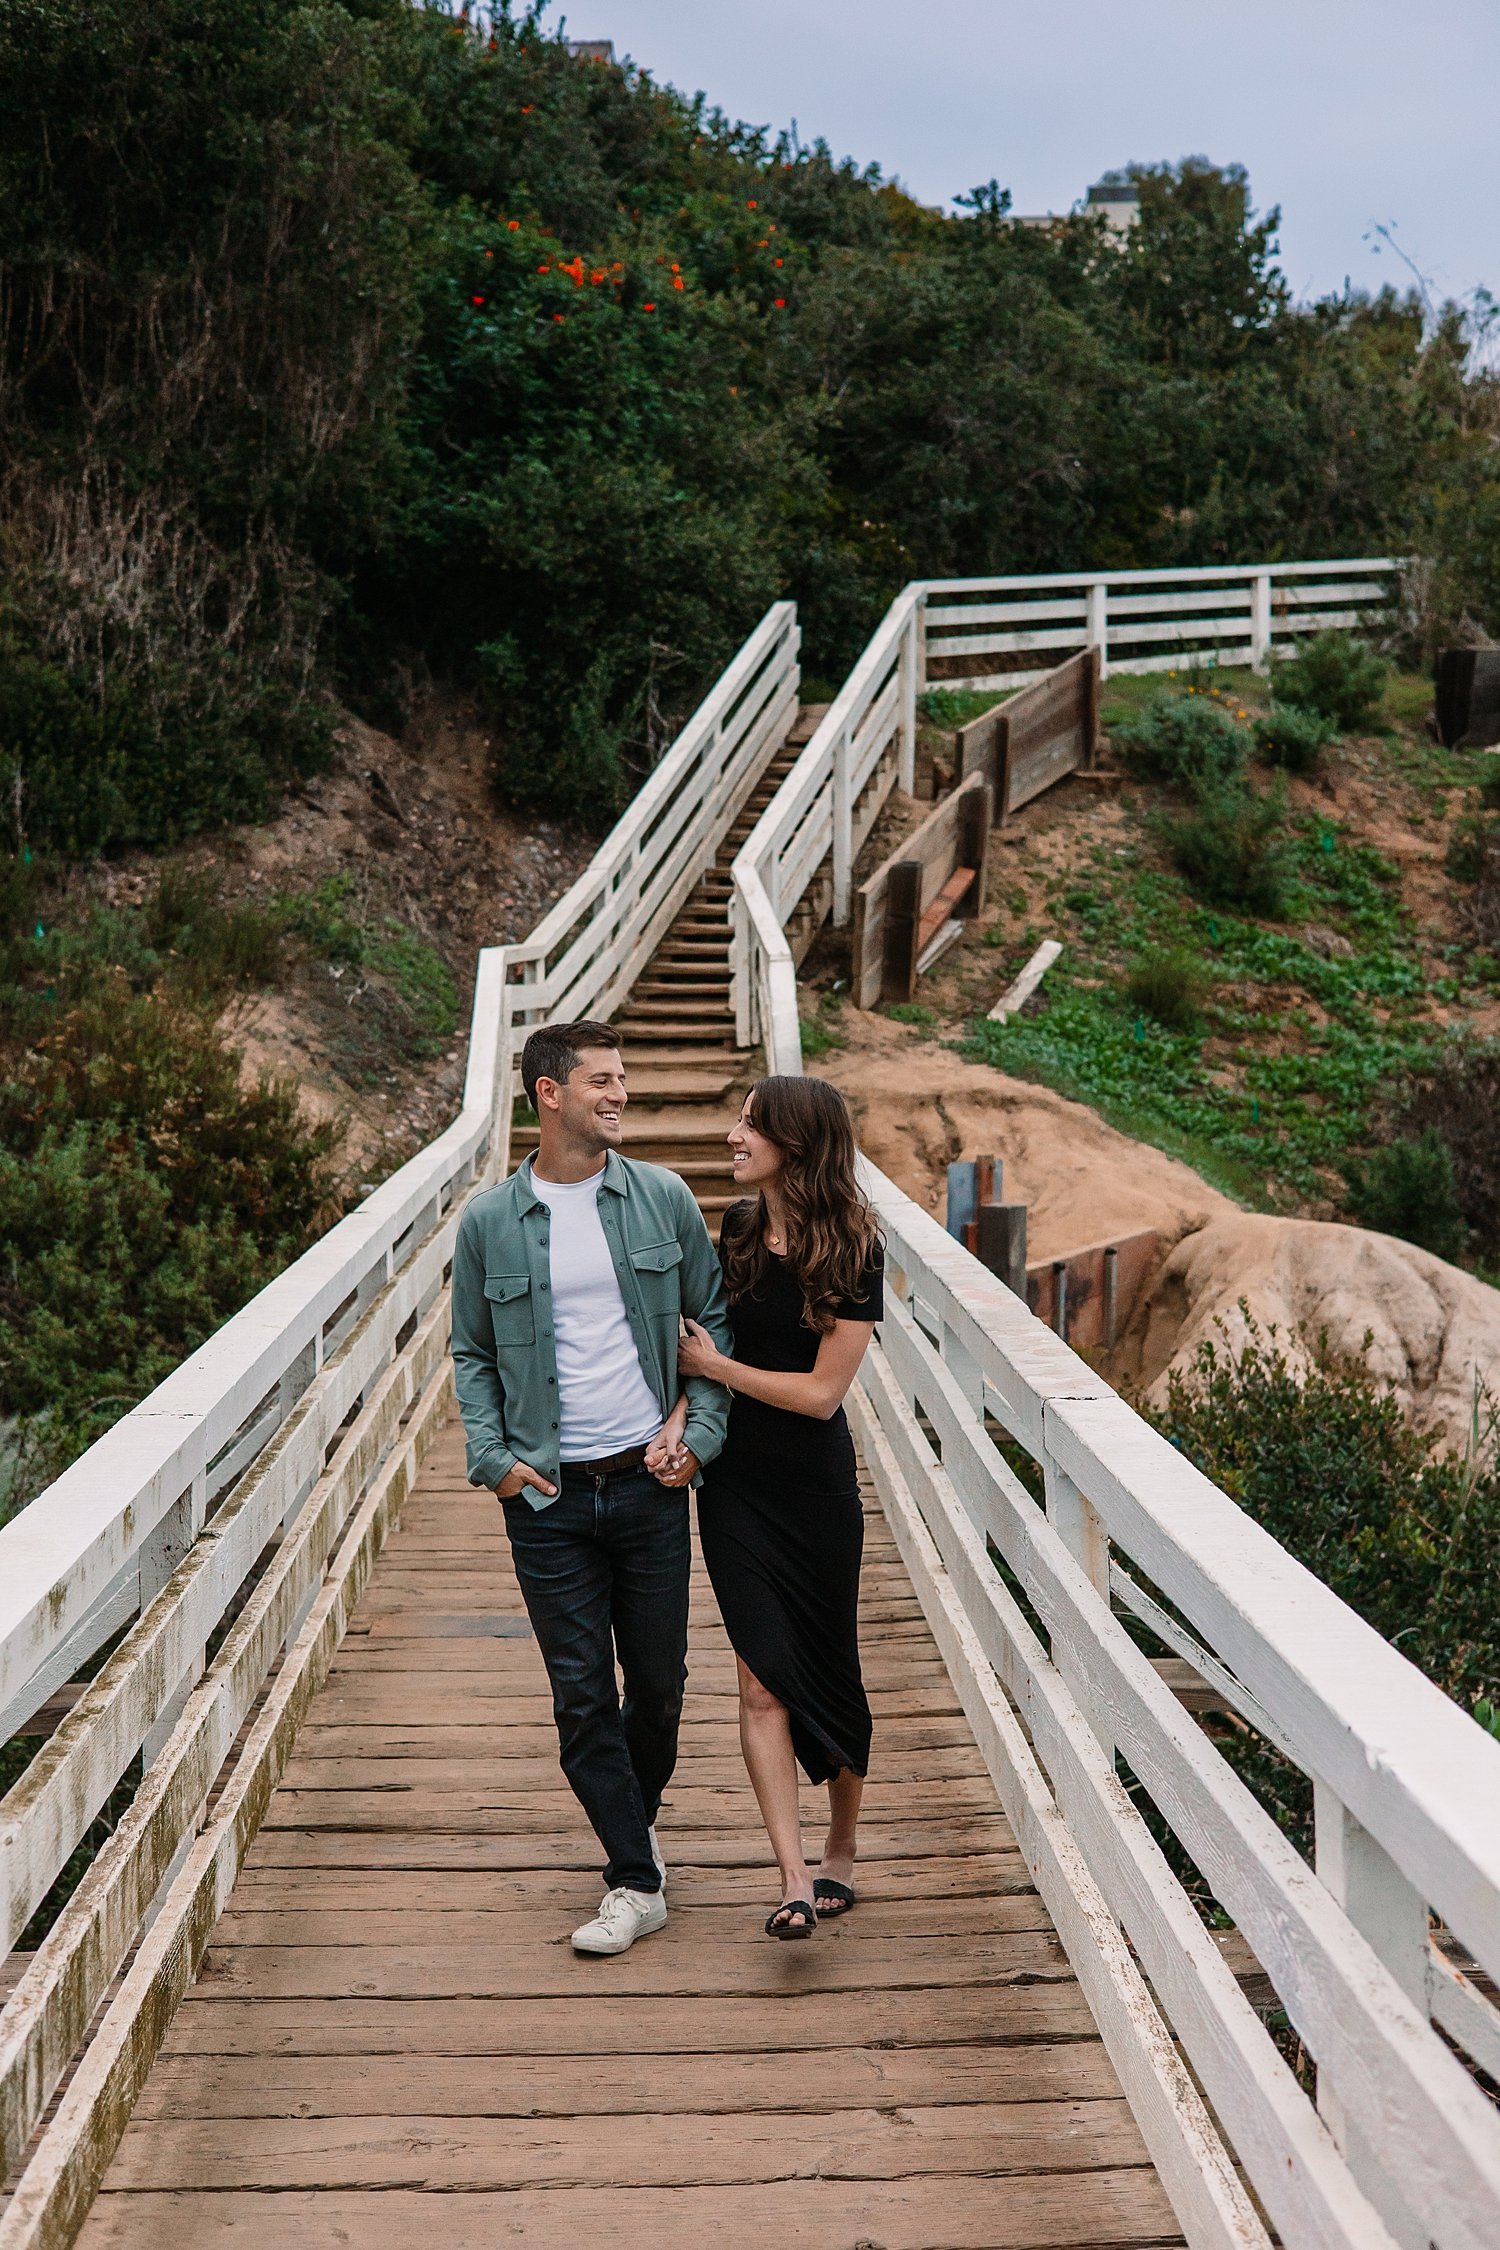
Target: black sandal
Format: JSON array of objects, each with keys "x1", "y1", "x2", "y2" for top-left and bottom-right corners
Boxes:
[
  {"x1": 765, "y1": 1899, "x2": 816, "y2": 1940},
  {"x1": 814, "y1": 1878, "x2": 856, "y2": 1919}
]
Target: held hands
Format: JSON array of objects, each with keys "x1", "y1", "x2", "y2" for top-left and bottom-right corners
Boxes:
[
  {"x1": 677, "y1": 1317, "x2": 725, "y2": 1385},
  {"x1": 494, "y1": 1460, "x2": 557, "y2": 1501},
  {"x1": 645, "y1": 1400, "x2": 698, "y2": 1489}
]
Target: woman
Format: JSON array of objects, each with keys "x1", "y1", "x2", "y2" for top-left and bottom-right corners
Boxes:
[{"x1": 676, "y1": 1074, "x2": 883, "y2": 1939}]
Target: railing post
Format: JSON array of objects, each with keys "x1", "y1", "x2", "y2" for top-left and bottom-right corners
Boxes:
[
  {"x1": 1086, "y1": 580, "x2": 1109, "y2": 680},
  {"x1": 730, "y1": 889, "x2": 754, "y2": 1047},
  {"x1": 1251, "y1": 570, "x2": 1272, "y2": 673},
  {"x1": 1043, "y1": 1455, "x2": 1112, "y2": 1748},
  {"x1": 898, "y1": 594, "x2": 923, "y2": 795},
  {"x1": 1313, "y1": 1782, "x2": 1430, "y2": 2248},
  {"x1": 832, "y1": 720, "x2": 853, "y2": 926},
  {"x1": 139, "y1": 1473, "x2": 208, "y2": 1766}
]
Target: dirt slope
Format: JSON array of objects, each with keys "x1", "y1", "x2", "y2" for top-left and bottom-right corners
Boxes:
[{"x1": 812, "y1": 1012, "x2": 1500, "y2": 1454}]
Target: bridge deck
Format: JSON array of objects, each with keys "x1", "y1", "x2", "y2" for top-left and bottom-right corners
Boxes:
[{"x1": 76, "y1": 1414, "x2": 1180, "y2": 2249}]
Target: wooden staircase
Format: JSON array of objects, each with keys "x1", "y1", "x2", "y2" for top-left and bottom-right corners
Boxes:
[{"x1": 512, "y1": 706, "x2": 822, "y2": 1231}]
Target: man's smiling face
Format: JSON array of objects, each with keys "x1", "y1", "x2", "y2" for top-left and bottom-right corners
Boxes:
[{"x1": 544, "y1": 1043, "x2": 627, "y2": 1153}]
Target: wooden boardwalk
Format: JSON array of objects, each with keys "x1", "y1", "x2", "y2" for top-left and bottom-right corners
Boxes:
[{"x1": 75, "y1": 1414, "x2": 1180, "y2": 2248}]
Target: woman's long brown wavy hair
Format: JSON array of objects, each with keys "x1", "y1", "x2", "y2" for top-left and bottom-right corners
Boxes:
[{"x1": 720, "y1": 1076, "x2": 880, "y2": 1333}]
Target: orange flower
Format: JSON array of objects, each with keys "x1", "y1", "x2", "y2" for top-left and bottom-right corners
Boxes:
[
  {"x1": 643, "y1": 301, "x2": 656, "y2": 312},
  {"x1": 672, "y1": 275, "x2": 684, "y2": 290},
  {"x1": 471, "y1": 294, "x2": 485, "y2": 306},
  {"x1": 553, "y1": 312, "x2": 565, "y2": 323},
  {"x1": 773, "y1": 297, "x2": 785, "y2": 308},
  {"x1": 507, "y1": 219, "x2": 520, "y2": 231}
]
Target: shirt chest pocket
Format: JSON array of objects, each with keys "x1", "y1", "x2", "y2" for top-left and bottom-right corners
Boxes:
[
  {"x1": 483, "y1": 1271, "x2": 535, "y2": 1348},
  {"x1": 630, "y1": 1238, "x2": 682, "y2": 1315}
]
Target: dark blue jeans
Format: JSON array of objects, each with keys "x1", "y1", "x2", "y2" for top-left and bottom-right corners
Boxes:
[{"x1": 501, "y1": 1467, "x2": 689, "y2": 1894}]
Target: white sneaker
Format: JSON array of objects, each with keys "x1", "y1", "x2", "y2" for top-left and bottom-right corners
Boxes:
[
  {"x1": 571, "y1": 1885, "x2": 667, "y2": 1955},
  {"x1": 649, "y1": 1826, "x2": 667, "y2": 1888}
]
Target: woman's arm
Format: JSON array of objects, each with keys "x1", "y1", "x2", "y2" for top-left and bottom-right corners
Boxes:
[{"x1": 678, "y1": 1317, "x2": 874, "y2": 1422}]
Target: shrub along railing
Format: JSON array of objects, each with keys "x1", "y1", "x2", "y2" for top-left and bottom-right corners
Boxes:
[
  {"x1": 732, "y1": 554, "x2": 1500, "y2": 2250},
  {"x1": 0, "y1": 602, "x2": 801, "y2": 2245}
]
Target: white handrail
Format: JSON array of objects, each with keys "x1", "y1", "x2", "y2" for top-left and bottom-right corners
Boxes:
[
  {"x1": 923, "y1": 555, "x2": 1399, "y2": 688},
  {"x1": 732, "y1": 554, "x2": 1500, "y2": 2250}
]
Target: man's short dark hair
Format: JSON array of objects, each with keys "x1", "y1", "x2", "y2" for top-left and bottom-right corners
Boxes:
[{"x1": 521, "y1": 1020, "x2": 621, "y2": 1110}]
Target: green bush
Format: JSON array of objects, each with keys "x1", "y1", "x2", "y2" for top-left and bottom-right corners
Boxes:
[
  {"x1": 1398, "y1": 1045, "x2": 1500, "y2": 1262},
  {"x1": 1160, "y1": 779, "x2": 1293, "y2": 916},
  {"x1": 0, "y1": 979, "x2": 345, "y2": 1516},
  {"x1": 1272, "y1": 632, "x2": 1389, "y2": 732},
  {"x1": 1123, "y1": 948, "x2": 1208, "y2": 1030},
  {"x1": 1479, "y1": 761, "x2": 1500, "y2": 811},
  {"x1": 1446, "y1": 811, "x2": 1500, "y2": 883},
  {"x1": 1109, "y1": 688, "x2": 1248, "y2": 791},
  {"x1": 1343, "y1": 1128, "x2": 1467, "y2": 1261},
  {"x1": 1252, "y1": 702, "x2": 1336, "y2": 773},
  {"x1": 140, "y1": 866, "x2": 288, "y2": 990},
  {"x1": 1145, "y1": 1316, "x2": 1500, "y2": 1851}
]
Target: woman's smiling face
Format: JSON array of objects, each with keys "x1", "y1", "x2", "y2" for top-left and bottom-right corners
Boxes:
[{"x1": 727, "y1": 1094, "x2": 784, "y2": 1190}]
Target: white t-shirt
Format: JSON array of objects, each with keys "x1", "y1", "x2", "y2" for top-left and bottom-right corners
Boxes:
[{"x1": 529, "y1": 1169, "x2": 663, "y2": 1460}]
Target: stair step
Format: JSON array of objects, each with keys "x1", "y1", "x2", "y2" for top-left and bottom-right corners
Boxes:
[
  {"x1": 511, "y1": 1108, "x2": 746, "y2": 1154},
  {"x1": 619, "y1": 1045, "x2": 743, "y2": 1070},
  {"x1": 619, "y1": 1072, "x2": 739, "y2": 1105},
  {"x1": 633, "y1": 982, "x2": 731, "y2": 1002}
]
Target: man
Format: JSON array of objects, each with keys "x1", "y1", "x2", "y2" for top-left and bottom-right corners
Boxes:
[{"x1": 451, "y1": 1020, "x2": 732, "y2": 1955}]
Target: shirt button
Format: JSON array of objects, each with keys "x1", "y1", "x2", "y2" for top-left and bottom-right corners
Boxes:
[
  {"x1": 551, "y1": 1421, "x2": 558, "y2": 1430},
  {"x1": 540, "y1": 1280, "x2": 550, "y2": 1291},
  {"x1": 547, "y1": 1375, "x2": 556, "y2": 1385}
]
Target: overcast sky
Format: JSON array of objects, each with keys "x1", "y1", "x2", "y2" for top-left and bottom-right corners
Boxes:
[{"x1": 559, "y1": 0, "x2": 1500, "y2": 316}]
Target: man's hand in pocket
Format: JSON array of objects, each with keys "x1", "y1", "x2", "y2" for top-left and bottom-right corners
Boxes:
[{"x1": 495, "y1": 1461, "x2": 558, "y2": 1501}]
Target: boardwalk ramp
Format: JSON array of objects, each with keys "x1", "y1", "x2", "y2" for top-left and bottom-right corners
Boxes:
[{"x1": 5, "y1": 574, "x2": 1500, "y2": 2250}]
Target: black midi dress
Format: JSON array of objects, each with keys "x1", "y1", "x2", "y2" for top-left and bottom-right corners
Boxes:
[{"x1": 696, "y1": 1204, "x2": 883, "y2": 1785}]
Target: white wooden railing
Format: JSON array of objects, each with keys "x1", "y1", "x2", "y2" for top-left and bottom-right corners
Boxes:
[
  {"x1": 0, "y1": 601, "x2": 800, "y2": 2244},
  {"x1": 731, "y1": 554, "x2": 1500, "y2": 2250},
  {"x1": 924, "y1": 554, "x2": 1400, "y2": 692},
  {"x1": 731, "y1": 556, "x2": 1399, "y2": 1064}
]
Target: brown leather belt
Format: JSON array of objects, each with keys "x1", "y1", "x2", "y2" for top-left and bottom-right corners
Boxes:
[{"x1": 560, "y1": 1444, "x2": 651, "y2": 1479}]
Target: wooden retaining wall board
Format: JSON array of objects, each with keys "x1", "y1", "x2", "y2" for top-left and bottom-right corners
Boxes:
[
  {"x1": 850, "y1": 774, "x2": 992, "y2": 1008},
  {"x1": 959, "y1": 649, "x2": 1099, "y2": 820},
  {"x1": 58, "y1": 1416, "x2": 1181, "y2": 2250},
  {"x1": 1026, "y1": 1229, "x2": 1162, "y2": 1350}
]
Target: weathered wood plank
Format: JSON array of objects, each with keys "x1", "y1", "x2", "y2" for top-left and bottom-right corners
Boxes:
[
  {"x1": 102, "y1": 2097, "x2": 1149, "y2": 2190},
  {"x1": 130, "y1": 2039, "x2": 1116, "y2": 2120},
  {"x1": 209, "y1": 1893, "x2": 1052, "y2": 1950},
  {"x1": 224, "y1": 1855, "x2": 1032, "y2": 1911},
  {"x1": 241, "y1": 1816, "x2": 1021, "y2": 1870},
  {"x1": 192, "y1": 1928, "x2": 1070, "y2": 1999},
  {"x1": 76, "y1": 2171, "x2": 1181, "y2": 2250},
  {"x1": 160, "y1": 1981, "x2": 1104, "y2": 2057}
]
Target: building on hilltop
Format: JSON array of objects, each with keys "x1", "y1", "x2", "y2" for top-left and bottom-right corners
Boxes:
[
  {"x1": 1011, "y1": 177, "x2": 1140, "y2": 234},
  {"x1": 566, "y1": 39, "x2": 616, "y2": 63}
]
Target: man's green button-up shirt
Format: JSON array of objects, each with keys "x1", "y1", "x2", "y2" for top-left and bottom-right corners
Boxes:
[{"x1": 451, "y1": 1150, "x2": 733, "y2": 1505}]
